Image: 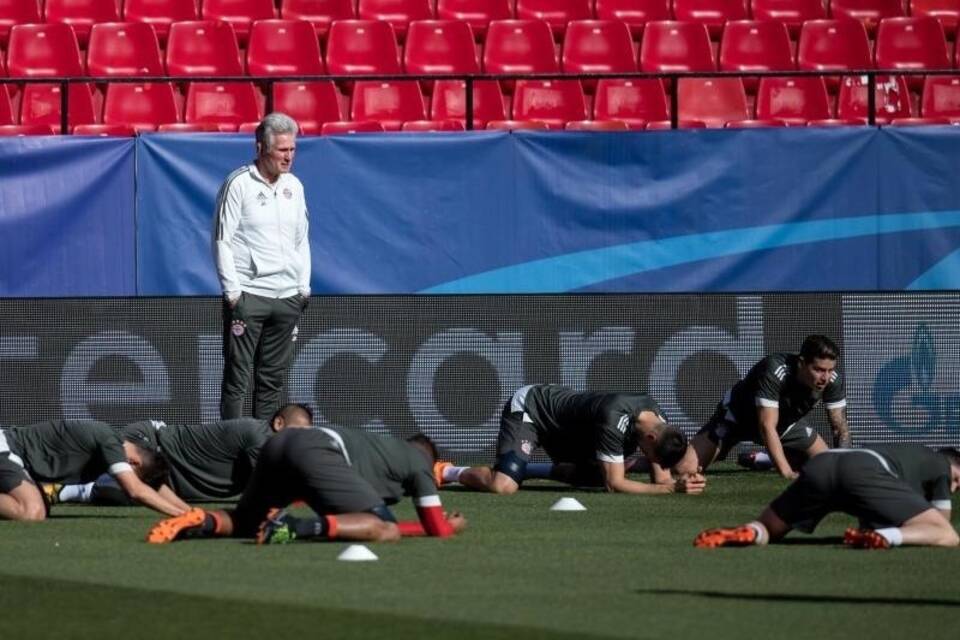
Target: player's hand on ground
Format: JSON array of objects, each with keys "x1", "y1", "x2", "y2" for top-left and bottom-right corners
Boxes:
[
  {"x1": 674, "y1": 473, "x2": 706, "y2": 494},
  {"x1": 445, "y1": 511, "x2": 467, "y2": 533},
  {"x1": 781, "y1": 470, "x2": 800, "y2": 480}
]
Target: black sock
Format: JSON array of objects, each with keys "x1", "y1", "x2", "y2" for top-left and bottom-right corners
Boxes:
[
  {"x1": 290, "y1": 516, "x2": 328, "y2": 540},
  {"x1": 180, "y1": 514, "x2": 218, "y2": 539}
]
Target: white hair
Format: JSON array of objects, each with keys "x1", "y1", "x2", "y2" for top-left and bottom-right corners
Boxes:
[{"x1": 256, "y1": 112, "x2": 298, "y2": 151}]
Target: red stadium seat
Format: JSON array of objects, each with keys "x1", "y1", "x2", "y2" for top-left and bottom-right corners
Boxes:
[
  {"x1": 875, "y1": 17, "x2": 950, "y2": 91},
  {"x1": 73, "y1": 123, "x2": 138, "y2": 136},
  {"x1": 401, "y1": 119, "x2": 465, "y2": 130},
  {"x1": 157, "y1": 122, "x2": 222, "y2": 132},
  {"x1": 837, "y1": 74, "x2": 913, "y2": 123},
  {"x1": 185, "y1": 82, "x2": 264, "y2": 131},
  {"x1": 280, "y1": 0, "x2": 356, "y2": 40},
  {"x1": 0, "y1": 0, "x2": 41, "y2": 48},
  {"x1": 672, "y1": 0, "x2": 749, "y2": 40},
  {"x1": 755, "y1": 76, "x2": 832, "y2": 124},
  {"x1": 646, "y1": 119, "x2": 707, "y2": 128},
  {"x1": 87, "y1": 22, "x2": 165, "y2": 77},
  {"x1": 719, "y1": 20, "x2": 794, "y2": 73},
  {"x1": 6, "y1": 23, "x2": 85, "y2": 78},
  {"x1": 677, "y1": 77, "x2": 750, "y2": 127},
  {"x1": 483, "y1": 19, "x2": 560, "y2": 74},
  {"x1": 357, "y1": 0, "x2": 434, "y2": 41},
  {"x1": 830, "y1": 0, "x2": 905, "y2": 36},
  {"x1": 639, "y1": 21, "x2": 716, "y2": 73},
  {"x1": 0, "y1": 86, "x2": 14, "y2": 125},
  {"x1": 404, "y1": 20, "x2": 480, "y2": 76},
  {"x1": 724, "y1": 118, "x2": 788, "y2": 127},
  {"x1": 44, "y1": 0, "x2": 121, "y2": 48},
  {"x1": 750, "y1": 0, "x2": 827, "y2": 38},
  {"x1": 595, "y1": 0, "x2": 671, "y2": 39},
  {"x1": 565, "y1": 119, "x2": 631, "y2": 130},
  {"x1": 201, "y1": 0, "x2": 278, "y2": 46},
  {"x1": 512, "y1": 79, "x2": 588, "y2": 129},
  {"x1": 351, "y1": 80, "x2": 426, "y2": 130},
  {"x1": 486, "y1": 119, "x2": 550, "y2": 129},
  {"x1": 20, "y1": 83, "x2": 97, "y2": 131},
  {"x1": 430, "y1": 79, "x2": 507, "y2": 128},
  {"x1": 515, "y1": 0, "x2": 593, "y2": 39},
  {"x1": 562, "y1": 20, "x2": 638, "y2": 82},
  {"x1": 921, "y1": 75, "x2": 960, "y2": 119},
  {"x1": 247, "y1": 19, "x2": 325, "y2": 76},
  {"x1": 321, "y1": 120, "x2": 385, "y2": 133},
  {"x1": 436, "y1": 0, "x2": 512, "y2": 40},
  {"x1": 593, "y1": 78, "x2": 669, "y2": 128},
  {"x1": 889, "y1": 116, "x2": 952, "y2": 124},
  {"x1": 103, "y1": 82, "x2": 180, "y2": 130},
  {"x1": 797, "y1": 19, "x2": 873, "y2": 90},
  {"x1": 123, "y1": 0, "x2": 199, "y2": 45},
  {"x1": 325, "y1": 20, "x2": 402, "y2": 75},
  {"x1": 807, "y1": 118, "x2": 868, "y2": 126},
  {"x1": 909, "y1": 0, "x2": 960, "y2": 35},
  {"x1": 166, "y1": 21, "x2": 243, "y2": 77},
  {"x1": 0, "y1": 124, "x2": 57, "y2": 135},
  {"x1": 271, "y1": 81, "x2": 343, "y2": 134}
]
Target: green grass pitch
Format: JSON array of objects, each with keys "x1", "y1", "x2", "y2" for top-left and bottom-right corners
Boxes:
[{"x1": 2, "y1": 464, "x2": 958, "y2": 640}]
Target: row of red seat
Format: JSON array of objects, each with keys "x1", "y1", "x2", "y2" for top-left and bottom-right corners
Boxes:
[
  {"x1": 2, "y1": 74, "x2": 957, "y2": 134},
  {"x1": 3, "y1": 18, "x2": 960, "y2": 83},
  {"x1": 3, "y1": 0, "x2": 960, "y2": 46}
]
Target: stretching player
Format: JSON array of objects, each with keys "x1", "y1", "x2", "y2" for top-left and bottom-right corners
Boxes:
[
  {"x1": 677, "y1": 335, "x2": 849, "y2": 480},
  {"x1": 47, "y1": 404, "x2": 313, "y2": 505},
  {"x1": 146, "y1": 426, "x2": 467, "y2": 544},
  {"x1": 0, "y1": 420, "x2": 187, "y2": 521},
  {"x1": 694, "y1": 445, "x2": 960, "y2": 549},
  {"x1": 436, "y1": 384, "x2": 705, "y2": 495}
]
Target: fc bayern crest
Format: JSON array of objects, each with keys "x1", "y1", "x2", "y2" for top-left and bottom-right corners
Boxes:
[
  {"x1": 521, "y1": 440, "x2": 533, "y2": 455},
  {"x1": 231, "y1": 319, "x2": 246, "y2": 337},
  {"x1": 283, "y1": 187, "x2": 293, "y2": 199}
]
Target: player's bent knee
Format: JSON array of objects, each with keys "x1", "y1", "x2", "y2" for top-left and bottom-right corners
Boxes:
[
  {"x1": 489, "y1": 474, "x2": 520, "y2": 495},
  {"x1": 374, "y1": 521, "x2": 401, "y2": 543}
]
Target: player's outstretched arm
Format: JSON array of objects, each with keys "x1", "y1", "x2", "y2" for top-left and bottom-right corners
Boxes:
[
  {"x1": 114, "y1": 471, "x2": 187, "y2": 517},
  {"x1": 827, "y1": 407, "x2": 851, "y2": 448},
  {"x1": 396, "y1": 495, "x2": 464, "y2": 537},
  {"x1": 756, "y1": 407, "x2": 797, "y2": 479},
  {"x1": 601, "y1": 461, "x2": 704, "y2": 495},
  {"x1": 157, "y1": 484, "x2": 191, "y2": 512}
]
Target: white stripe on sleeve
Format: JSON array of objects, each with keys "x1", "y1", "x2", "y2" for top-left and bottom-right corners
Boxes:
[{"x1": 415, "y1": 495, "x2": 442, "y2": 508}]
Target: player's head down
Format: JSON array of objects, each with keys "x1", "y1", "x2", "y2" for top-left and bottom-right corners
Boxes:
[
  {"x1": 121, "y1": 440, "x2": 168, "y2": 485},
  {"x1": 798, "y1": 334, "x2": 840, "y2": 392},
  {"x1": 407, "y1": 433, "x2": 439, "y2": 465},
  {"x1": 270, "y1": 403, "x2": 313, "y2": 432},
  {"x1": 939, "y1": 448, "x2": 960, "y2": 493},
  {"x1": 647, "y1": 422, "x2": 689, "y2": 469}
]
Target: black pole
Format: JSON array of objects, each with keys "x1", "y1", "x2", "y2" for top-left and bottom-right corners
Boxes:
[
  {"x1": 60, "y1": 80, "x2": 69, "y2": 135},
  {"x1": 867, "y1": 73, "x2": 876, "y2": 126},
  {"x1": 465, "y1": 76, "x2": 474, "y2": 131},
  {"x1": 670, "y1": 76, "x2": 678, "y2": 129}
]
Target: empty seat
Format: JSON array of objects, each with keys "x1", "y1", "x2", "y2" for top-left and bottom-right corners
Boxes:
[
  {"x1": 830, "y1": 0, "x2": 905, "y2": 36},
  {"x1": 755, "y1": 76, "x2": 832, "y2": 124},
  {"x1": 166, "y1": 21, "x2": 243, "y2": 77},
  {"x1": 645, "y1": 118, "x2": 708, "y2": 128},
  {"x1": 87, "y1": 22, "x2": 165, "y2": 77},
  {"x1": 595, "y1": 0, "x2": 671, "y2": 39},
  {"x1": 184, "y1": 82, "x2": 264, "y2": 131},
  {"x1": 404, "y1": 20, "x2": 479, "y2": 76},
  {"x1": 280, "y1": 0, "x2": 356, "y2": 40},
  {"x1": 566, "y1": 119, "x2": 631, "y2": 130},
  {"x1": 20, "y1": 83, "x2": 97, "y2": 132},
  {"x1": 875, "y1": 16, "x2": 950, "y2": 91},
  {"x1": 921, "y1": 75, "x2": 960, "y2": 119},
  {"x1": 593, "y1": 78, "x2": 669, "y2": 128},
  {"x1": 677, "y1": 77, "x2": 750, "y2": 127},
  {"x1": 483, "y1": 19, "x2": 559, "y2": 74},
  {"x1": 724, "y1": 118, "x2": 788, "y2": 127},
  {"x1": 672, "y1": 0, "x2": 749, "y2": 40},
  {"x1": 430, "y1": 79, "x2": 507, "y2": 128},
  {"x1": 321, "y1": 120, "x2": 385, "y2": 133},
  {"x1": 401, "y1": 119, "x2": 465, "y2": 130},
  {"x1": 719, "y1": 20, "x2": 794, "y2": 73},
  {"x1": 73, "y1": 123, "x2": 138, "y2": 136},
  {"x1": 515, "y1": 0, "x2": 592, "y2": 39},
  {"x1": 436, "y1": 0, "x2": 512, "y2": 40},
  {"x1": 351, "y1": 80, "x2": 426, "y2": 130},
  {"x1": 271, "y1": 81, "x2": 343, "y2": 134},
  {"x1": 123, "y1": 0, "x2": 199, "y2": 45},
  {"x1": 103, "y1": 81, "x2": 180, "y2": 130},
  {"x1": 640, "y1": 21, "x2": 716, "y2": 72},
  {"x1": 750, "y1": 0, "x2": 827, "y2": 38},
  {"x1": 247, "y1": 19, "x2": 325, "y2": 76},
  {"x1": 7, "y1": 23, "x2": 85, "y2": 78},
  {"x1": 201, "y1": 0, "x2": 278, "y2": 46},
  {"x1": 0, "y1": 0, "x2": 41, "y2": 48},
  {"x1": 0, "y1": 86, "x2": 14, "y2": 125},
  {"x1": 562, "y1": 20, "x2": 638, "y2": 79},
  {"x1": 357, "y1": 0, "x2": 434, "y2": 41},
  {"x1": 909, "y1": 0, "x2": 960, "y2": 35},
  {"x1": 889, "y1": 116, "x2": 952, "y2": 124},
  {"x1": 158, "y1": 122, "x2": 222, "y2": 132},
  {"x1": 44, "y1": 0, "x2": 121, "y2": 48},
  {"x1": 797, "y1": 19, "x2": 873, "y2": 89},
  {"x1": 486, "y1": 119, "x2": 550, "y2": 129},
  {"x1": 837, "y1": 75, "x2": 912, "y2": 123},
  {"x1": 0, "y1": 124, "x2": 57, "y2": 135},
  {"x1": 326, "y1": 20, "x2": 403, "y2": 75},
  {"x1": 512, "y1": 79, "x2": 588, "y2": 128}
]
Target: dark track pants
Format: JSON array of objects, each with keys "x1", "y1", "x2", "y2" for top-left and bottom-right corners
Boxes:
[{"x1": 220, "y1": 292, "x2": 304, "y2": 420}]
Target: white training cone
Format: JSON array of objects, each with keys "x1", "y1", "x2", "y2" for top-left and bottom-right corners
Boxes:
[
  {"x1": 337, "y1": 544, "x2": 379, "y2": 562},
  {"x1": 550, "y1": 497, "x2": 587, "y2": 512}
]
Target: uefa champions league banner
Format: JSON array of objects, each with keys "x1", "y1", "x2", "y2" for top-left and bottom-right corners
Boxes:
[{"x1": 136, "y1": 127, "x2": 960, "y2": 295}]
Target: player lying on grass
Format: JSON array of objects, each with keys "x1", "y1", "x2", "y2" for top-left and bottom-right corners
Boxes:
[
  {"x1": 694, "y1": 444, "x2": 960, "y2": 549},
  {"x1": 147, "y1": 425, "x2": 467, "y2": 544},
  {"x1": 45, "y1": 404, "x2": 313, "y2": 505},
  {"x1": 675, "y1": 334, "x2": 850, "y2": 481},
  {"x1": 434, "y1": 384, "x2": 705, "y2": 495},
  {"x1": 0, "y1": 420, "x2": 188, "y2": 521}
]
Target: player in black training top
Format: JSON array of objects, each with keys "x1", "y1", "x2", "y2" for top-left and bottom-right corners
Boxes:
[
  {"x1": 677, "y1": 335, "x2": 850, "y2": 480},
  {"x1": 695, "y1": 445, "x2": 960, "y2": 549},
  {"x1": 436, "y1": 385, "x2": 705, "y2": 495}
]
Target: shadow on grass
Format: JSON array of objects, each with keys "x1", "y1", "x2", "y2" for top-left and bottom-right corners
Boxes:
[{"x1": 635, "y1": 588, "x2": 960, "y2": 607}]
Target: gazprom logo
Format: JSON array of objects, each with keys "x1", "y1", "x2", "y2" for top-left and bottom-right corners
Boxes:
[{"x1": 872, "y1": 324, "x2": 954, "y2": 433}]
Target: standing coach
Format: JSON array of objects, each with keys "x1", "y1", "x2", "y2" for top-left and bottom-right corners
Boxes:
[{"x1": 213, "y1": 113, "x2": 311, "y2": 420}]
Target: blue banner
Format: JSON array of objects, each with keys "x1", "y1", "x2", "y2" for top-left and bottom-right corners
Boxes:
[{"x1": 0, "y1": 137, "x2": 135, "y2": 296}]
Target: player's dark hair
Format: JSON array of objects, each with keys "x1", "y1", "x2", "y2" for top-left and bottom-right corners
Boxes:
[
  {"x1": 939, "y1": 447, "x2": 960, "y2": 469},
  {"x1": 653, "y1": 426, "x2": 688, "y2": 469},
  {"x1": 800, "y1": 334, "x2": 839, "y2": 362},
  {"x1": 272, "y1": 403, "x2": 313, "y2": 426},
  {"x1": 407, "y1": 433, "x2": 439, "y2": 464},
  {"x1": 131, "y1": 444, "x2": 169, "y2": 486}
]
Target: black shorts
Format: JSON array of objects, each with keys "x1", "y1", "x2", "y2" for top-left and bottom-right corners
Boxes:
[
  {"x1": 231, "y1": 429, "x2": 384, "y2": 536},
  {"x1": 0, "y1": 454, "x2": 32, "y2": 494},
  {"x1": 494, "y1": 399, "x2": 591, "y2": 467},
  {"x1": 697, "y1": 401, "x2": 818, "y2": 459},
  {"x1": 770, "y1": 450, "x2": 934, "y2": 533}
]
